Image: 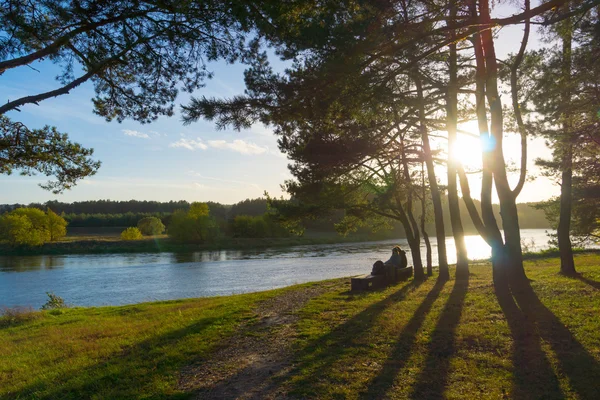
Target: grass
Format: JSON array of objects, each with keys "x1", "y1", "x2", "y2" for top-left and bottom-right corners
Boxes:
[{"x1": 1, "y1": 254, "x2": 599, "y2": 399}]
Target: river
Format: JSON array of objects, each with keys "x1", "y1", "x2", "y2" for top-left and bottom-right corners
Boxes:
[{"x1": 0, "y1": 229, "x2": 555, "y2": 308}]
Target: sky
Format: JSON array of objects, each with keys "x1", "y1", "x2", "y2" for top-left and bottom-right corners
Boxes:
[{"x1": 0, "y1": 2, "x2": 561, "y2": 206}]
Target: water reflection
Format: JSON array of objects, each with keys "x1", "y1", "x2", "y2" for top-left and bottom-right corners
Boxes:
[{"x1": 0, "y1": 255, "x2": 65, "y2": 272}]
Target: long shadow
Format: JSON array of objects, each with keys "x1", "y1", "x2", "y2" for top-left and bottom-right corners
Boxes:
[
  {"x1": 9, "y1": 315, "x2": 223, "y2": 400},
  {"x1": 409, "y1": 277, "x2": 469, "y2": 399},
  {"x1": 191, "y1": 280, "x2": 425, "y2": 399},
  {"x1": 511, "y1": 281, "x2": 600, "y2": 400},
  {"x1": 572, "y1": 273, "x2": 600, "y2": 290},
  {"x1": 495, "y1": 283, "x2": 564, "y2": 399},
  {"x1": 360, "y1": 279, "x2": 447, "y2": 399},
  {"x1": 284, "y1": 279, "x2": 425, "y2": 394}
]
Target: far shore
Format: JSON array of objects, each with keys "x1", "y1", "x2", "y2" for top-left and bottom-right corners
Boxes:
[{"x1": 0, "y1": 232, "x2": 404, "y2": 257}]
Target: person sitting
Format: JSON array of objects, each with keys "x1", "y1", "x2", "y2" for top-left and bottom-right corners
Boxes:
[
  {"x1": 371, "y1": 260, "x2": 385, "y2": 275},
  {"x1": 384, "y1": 246, "x2": 408, "y2": 269}
]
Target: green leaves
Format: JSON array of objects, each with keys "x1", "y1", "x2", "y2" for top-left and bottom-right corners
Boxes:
[
  {"x1": 0, "y1": 207, "x2": 67, "y2": 246},
  {"x1": 0, "y1": 116, "x2": 100, "y2": 193}
]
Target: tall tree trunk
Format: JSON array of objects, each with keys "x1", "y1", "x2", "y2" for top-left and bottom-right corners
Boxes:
[
  {"x1": 479, "y1": 0, "x2": 527, "y2": 286},
  {"x1": 447, "y1": 0, "x2": 469, "y2": 279},
  {"x1": 557, "y1": 11, "x2": 576, "y2": 275},
  {"x1": 467, "y1": 0, "x2": 510, "y2": 289},
  {"x1": 396, "y1": 131, "x2": 429, "y2": 278},
  {"x1": 415, "y1": 75, "x2": 450, "y2": 280},
  {"x1": 421, "y1": 159, "x2": 433, "y2": 276},
  {"x1": 396, "y1": 202, "x2": 425, "y2": 280}
]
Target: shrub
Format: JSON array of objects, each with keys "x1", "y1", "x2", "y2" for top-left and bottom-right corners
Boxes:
[
  {"x1": 168, "y1": 203, "x2": 220, "y2": 243},
  {"x1": 137, "y1": 216, "x2": 165, "y2": 236},
  {"x1": 120, "y1": 227, "x2": 143, "y2": 240},
  {"x1": 41, "y1": 292, "x2": 67, "y2": 310}
]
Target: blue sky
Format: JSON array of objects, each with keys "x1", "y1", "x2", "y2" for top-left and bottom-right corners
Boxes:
[
  {"x1": 1, "y1": 58, "x2": 293, "y2": 205},
  {"x1": 1, "y1": 4, "x2": 560, "y2": 206}
]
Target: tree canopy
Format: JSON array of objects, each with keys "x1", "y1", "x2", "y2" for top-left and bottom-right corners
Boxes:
[
  {"x1": 182, "y1": 0, "x2": 599, "y2": 284},
  {"x1": 0, "y1": 0, "x2": 270, "y2": 191}
]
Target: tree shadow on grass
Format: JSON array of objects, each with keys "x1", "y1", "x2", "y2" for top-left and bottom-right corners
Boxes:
[
  {"x1": 360, "y1": 279, "x2": 447, "y2": 399},
  {"x1": 572, "y1": 273, "x2": 600, "y2": 290},
  {"x1": 9, "y1": 316, "x2": 223, "y2": 400},
  {"x1": 408, "y1": 277, "x2": 469, "y2": 399},
  {"x1": 286, "y1": 279, "x2": 426, "y2": 394},
  {"x1": 190, "y1": 279, "x2": 425, "y2": 399},
  {"x1": 510, "y1": 281, "x2": 600, "y2": 400},
  {"x1": 495, "y1": 284, "x2": 564, "y2": 400}
]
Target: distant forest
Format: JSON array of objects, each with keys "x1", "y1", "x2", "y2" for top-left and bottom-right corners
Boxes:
[{"x1": 0, "y1": 198, "x2": 550, "y2": 237}]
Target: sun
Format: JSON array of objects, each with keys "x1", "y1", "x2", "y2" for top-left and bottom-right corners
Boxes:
[{"x1": 450, "y1": 121, "x2": 483, "y2": 170}]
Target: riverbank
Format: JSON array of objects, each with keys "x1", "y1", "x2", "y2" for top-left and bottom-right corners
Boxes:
[
  {"x1": 2, "y1": 253, "x2": 599, "y2": 399},
  {"x1": 0, "y1": 231, "x2": 402, "y2": 256}
]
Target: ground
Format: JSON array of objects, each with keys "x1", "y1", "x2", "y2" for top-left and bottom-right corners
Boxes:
[{"x1": 1, "y1": 254, "x2": 599, "y2": 399}]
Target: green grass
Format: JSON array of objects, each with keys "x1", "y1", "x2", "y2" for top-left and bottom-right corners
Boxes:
[{"x1": 1, "y1": 254, "x2": 599, "y2": 399}]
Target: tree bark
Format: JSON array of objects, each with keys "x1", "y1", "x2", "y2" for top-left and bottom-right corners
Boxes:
[
  {"x1": 557, "y1": 11, "x2": 576, "y2": 275},
  {"x1": 479, "y1": 0, "x2": 528, "y2": 285},
  {"x1": 415, "y1": 74, "x2": 449, "y2": 280},
  {"x1": 421, "y1": 160, "x2": 433, "y2": 276},
  {"x1": 396, "y1": 201, "x2": 425, "y2": 280},
  {"x1": 447, "y1": 0, "x2": 469, "y2": 279}
]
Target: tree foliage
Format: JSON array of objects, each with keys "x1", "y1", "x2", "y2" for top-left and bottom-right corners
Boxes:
[
  {"x1": 230, "y1": 214, "x2": 290, "y2": 238},
  {"x1": 46, "y1": 209, "x2": 67, "y2": 241},
  {"x1": 182, "y1": 0, "x2": 598, "y2": 284},
  {"x1": 0, "y1": 0, "x2": 268, "y2": 191},
  {"x1": 0, "y1": 207, "x2": 67, "y2": 246},
  {"x1": 120, "y1": 227, "x2": 143, "y2": 240},
  {"x1": 167, "y1": 202, "x2": 219, "y2": 243},
  {"x1": 0, "y1": 116, "x2": 100, "y2": 193},
  {"x1": 137, "y1": 216, "x2": 165, "y2": 236}
]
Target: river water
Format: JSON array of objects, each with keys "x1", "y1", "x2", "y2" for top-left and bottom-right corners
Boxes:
[{"x1": 0, "y1": 229, "x2": 555, "y2": 308}]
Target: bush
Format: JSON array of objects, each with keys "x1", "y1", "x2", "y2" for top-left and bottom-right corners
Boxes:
[
  {"x1": 137, "y1": 216, "x2": 165, "y2": 236},
  {"x1": 120, "y1": 227, "x2": 143, "y2": 240},
  {"x1": 168, "y1": 203, "x2": 220, "y2": 243},
  {"x1": 41, "y1": 292, "x2": 67, "y2": 310}
]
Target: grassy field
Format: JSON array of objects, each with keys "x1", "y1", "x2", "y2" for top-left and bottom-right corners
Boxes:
[{"x1": 1, "y1": 254, "x2": 599, "y2": 399}]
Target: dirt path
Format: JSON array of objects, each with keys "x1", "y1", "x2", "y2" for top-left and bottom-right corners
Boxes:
[{"x1": 178, "y1": 281, "x2": 336, "y2": 399}]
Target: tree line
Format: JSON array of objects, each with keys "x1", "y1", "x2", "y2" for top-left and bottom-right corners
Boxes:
[{"x1": 0, "y1": 197, "x2": 550, "y2": 233}]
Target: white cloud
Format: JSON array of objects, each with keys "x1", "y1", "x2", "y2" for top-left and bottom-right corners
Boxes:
[
  {"x1": 207, "y1": 139, "x2": 267, "y2": 155},
  {"x1": 169, "y1": 138, "x2": 208, "y2": 150},
  {"x1": 123, "y1": 129, "x2": 150, "y2": 139},
  {"x1": 170, "y1": 138, "x2": 269, "y2": 155}
]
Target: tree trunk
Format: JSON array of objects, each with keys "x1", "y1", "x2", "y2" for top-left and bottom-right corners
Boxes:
[
  {"x1": 395, "y1": 200, "x2": 425, "y2": 280},
  {"x1": 557, "y1": 11, "x2": 576, "y2": 275},
  {"x1": 421, "y1": 160, "x2": 433, "y2": 276},
  {"x1": 447, "y1": 2, "x2": 469, "y2": 279},
  {"x1": 415, "y1": 75, "x2": 450, "y2": 280},
  {"x1": 479, "y1": 0, "x2": 527, "y2": 285}
]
